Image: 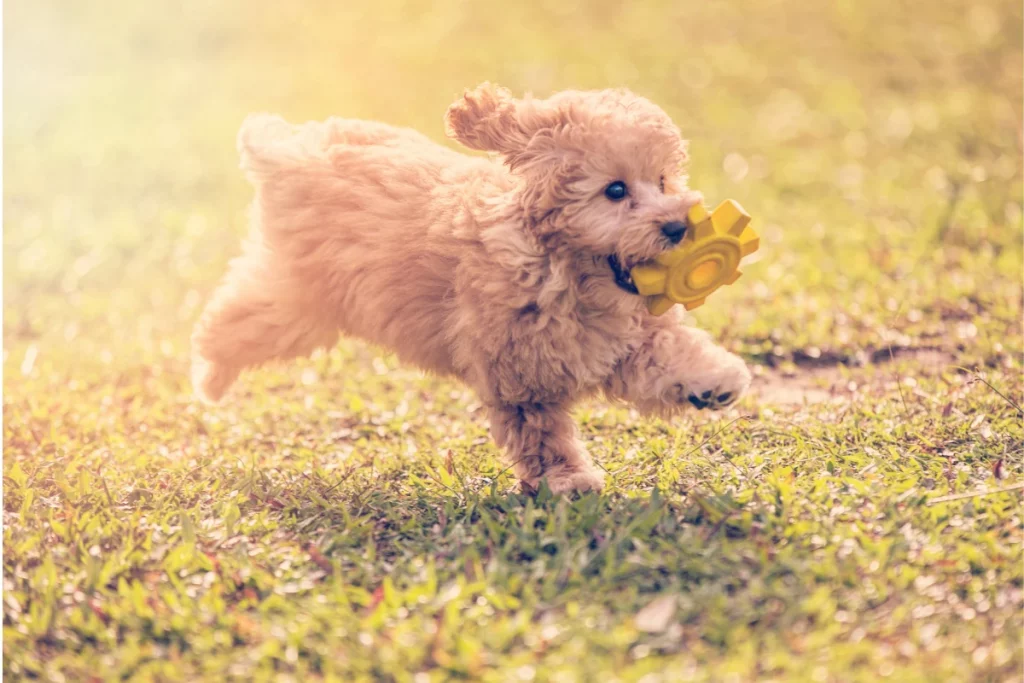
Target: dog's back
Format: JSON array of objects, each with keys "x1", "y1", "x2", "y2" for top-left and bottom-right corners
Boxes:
[{"x1": 192, "y1": 115, "x2": 508, "y2": 402}]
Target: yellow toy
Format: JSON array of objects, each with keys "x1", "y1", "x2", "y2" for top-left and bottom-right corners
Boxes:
[{"x1": 631, "y1": 199, "x2": 759, "y2": 315}]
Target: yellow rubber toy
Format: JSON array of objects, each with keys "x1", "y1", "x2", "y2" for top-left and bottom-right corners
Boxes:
[{"x1": 631, "y1": 199, "x2": 759, "y2": 315}]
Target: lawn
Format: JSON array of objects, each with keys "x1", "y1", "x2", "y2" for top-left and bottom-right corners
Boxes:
[{"x1": 3, "y1": 0, "x2": 1023, "y2": 680}]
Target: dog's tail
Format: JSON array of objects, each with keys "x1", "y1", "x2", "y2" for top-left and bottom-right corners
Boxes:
[{"x1": 235, "y1": 114, "x2": 332, "y2": 181}]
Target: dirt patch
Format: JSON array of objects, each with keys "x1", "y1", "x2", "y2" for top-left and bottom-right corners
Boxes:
[
  {"x1": 751, "y1": 349, "x2": 956, "y2": 407},
  {"x1": 757, "y1": 345, "x2": 951, "y2": 370}
]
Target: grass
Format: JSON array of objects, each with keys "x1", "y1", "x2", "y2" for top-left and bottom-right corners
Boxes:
[{"x1": 3, "y1": 0, "x2": 1023, "y2": 680}]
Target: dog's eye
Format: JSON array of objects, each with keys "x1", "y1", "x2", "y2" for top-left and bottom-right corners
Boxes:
[
  {"x1": 659, "y1": 176, "x2": 666, "y2": 193},
  {"x1": 604, "y1": 181, "x2": 628, "y2": 201}
]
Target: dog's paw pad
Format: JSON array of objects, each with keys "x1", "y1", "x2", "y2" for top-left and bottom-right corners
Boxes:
[
  {"x1": 679, "y1": 358, "x2": 751, "y2": 411},
  {"x1": 671, "y1": 380, "x2": 742, "y2": 411}
]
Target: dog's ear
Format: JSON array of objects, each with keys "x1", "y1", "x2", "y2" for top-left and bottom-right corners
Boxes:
[{"x1": 445, "y1": 83, "x2": 559, "y2": 159}]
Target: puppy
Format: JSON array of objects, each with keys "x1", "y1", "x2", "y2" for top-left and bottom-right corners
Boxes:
[{"x1": 191, "y1": 83, "x2": 752, "y2": 494}]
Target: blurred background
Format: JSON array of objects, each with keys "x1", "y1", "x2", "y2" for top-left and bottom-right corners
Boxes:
[{"x1": 4, "y1": 0, "x2": 1022, "y2": 375}]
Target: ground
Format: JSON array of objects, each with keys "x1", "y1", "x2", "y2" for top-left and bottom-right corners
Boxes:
[{"x1": 3, "y1": 0, "x2": 1023, "y2": 680}]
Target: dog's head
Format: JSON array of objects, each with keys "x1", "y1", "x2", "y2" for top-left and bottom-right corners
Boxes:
[{"x1": 446, "y1": 83, "x2": 702, "y2": 294}]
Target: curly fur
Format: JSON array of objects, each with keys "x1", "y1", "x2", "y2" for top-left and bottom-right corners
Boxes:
[{"x1": 191, "y1": 83, "x2": 752, "y2": 494}]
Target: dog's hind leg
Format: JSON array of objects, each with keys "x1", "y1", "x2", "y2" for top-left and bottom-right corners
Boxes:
[{"x1": 190, "y1": 248, "x2": 338, "y2": 403}]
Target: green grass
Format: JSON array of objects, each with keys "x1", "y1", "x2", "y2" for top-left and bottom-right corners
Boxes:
[{"x1": 4, "y1": 0, "x2": 1023, "y2": 680}]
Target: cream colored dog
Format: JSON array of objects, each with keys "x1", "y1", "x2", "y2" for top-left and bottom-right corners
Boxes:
[{"x1": 191, "y1": 83, "x2": 751, "y2": 494}]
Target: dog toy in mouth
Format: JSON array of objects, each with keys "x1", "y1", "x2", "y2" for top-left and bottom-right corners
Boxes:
[{"x1": 631, "y1": 199, "x2": 759, "y2": 315}]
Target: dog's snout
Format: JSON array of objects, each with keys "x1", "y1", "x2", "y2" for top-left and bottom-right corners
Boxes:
[{"x1": 661, "y1": 221, "x2": 687, "y2": 244}]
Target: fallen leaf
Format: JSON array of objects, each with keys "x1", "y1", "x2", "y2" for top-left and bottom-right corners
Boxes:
[
  {"x1": 203, "y1": 551, "x2": 221, "y2": 573},
  {"x1": 89, "y1": 599, "x2": 111, "y2": 625},
  {"x1": 366, "y1": 585, "x2": 385, "y2": 613},
  {"x1": 635, "y1": 595, "x2": 676, "y2": 633},
  {"x1": 993, "y1": 459, "x2": 1005, "y2": 480},
  {"x1": 307, "y1": 544, "x2": 333, "y2": 573}
]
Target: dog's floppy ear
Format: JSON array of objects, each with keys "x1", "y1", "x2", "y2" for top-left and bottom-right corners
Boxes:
[{"x1": 445, "y1": 83, "x2": 559, "y2": 158}]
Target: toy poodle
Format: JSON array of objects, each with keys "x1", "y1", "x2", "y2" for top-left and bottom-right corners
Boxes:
[{"x1": 191, "y1": 83, "x2": 752, "y2": 494}]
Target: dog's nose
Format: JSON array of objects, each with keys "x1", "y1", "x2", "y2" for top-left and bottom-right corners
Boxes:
[{"x1": 661, "y1": 221, "x2": 687, "y2": 244}]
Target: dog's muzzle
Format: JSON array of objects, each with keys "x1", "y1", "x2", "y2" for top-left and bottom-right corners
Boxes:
[{"x1": 607, "y1": 255, "x2": 639, "y2": 295}]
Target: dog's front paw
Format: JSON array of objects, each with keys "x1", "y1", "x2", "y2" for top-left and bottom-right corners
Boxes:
[
  {"x1": 530, "y1": 466, "x2": 605, "y2": 495},
  {"x1": 669, "y1": 354, "x2": 751, "y2": 410}
]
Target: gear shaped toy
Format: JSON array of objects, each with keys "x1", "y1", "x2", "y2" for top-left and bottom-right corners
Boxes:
[{"x1": 631, "y1": 199, "x2": 759, "y2": 315}]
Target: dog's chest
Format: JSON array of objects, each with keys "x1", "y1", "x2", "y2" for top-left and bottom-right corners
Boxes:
[
  {"x1": 571, "y1": 313, "x2": 641, "y2": 382},
  {"x1": 494, "y1": 308, "x2": 642, "y2": 404}
]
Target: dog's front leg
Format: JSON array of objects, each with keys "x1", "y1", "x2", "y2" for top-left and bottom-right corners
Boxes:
[
  {"x1": 606, "y1": 317, "x2": 751, "y2": 414},
  {"x1": 486, "y1": 403, "x2": 604, "y2": 494}
]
